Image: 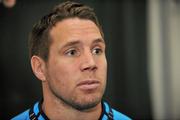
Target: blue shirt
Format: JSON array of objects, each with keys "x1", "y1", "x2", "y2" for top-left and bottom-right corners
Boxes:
[{"x1": 12, "y1": 101, "x2": 131, "y2": 120}]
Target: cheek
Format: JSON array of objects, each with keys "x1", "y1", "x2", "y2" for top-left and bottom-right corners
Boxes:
[
  {"x1": 96, "y1": 57, "x2": 107, "y2": 81},
  {"x1": 47, "y1": 58, "x2": 79, "y2": 86},
  {"x1": 98, "y1": 57, "x2": 107, "y2": 71},
  {"x1": 46, "y1": 61, "x2": 77, "y2": 96}
]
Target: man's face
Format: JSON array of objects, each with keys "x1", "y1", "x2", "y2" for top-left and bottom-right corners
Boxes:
[{"x1": 45, "y1": 18, "x2": 107, "y2": 110}]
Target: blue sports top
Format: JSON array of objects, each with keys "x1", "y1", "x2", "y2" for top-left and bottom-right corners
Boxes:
[{"x1": 12, "y1": 101, "x2": 131, "y2": 120}]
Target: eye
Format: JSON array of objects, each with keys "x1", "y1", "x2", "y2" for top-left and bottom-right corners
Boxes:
[
  {"x1": 65, "y1": 48, "x2": 80, "y2": 56},
  {"x1": 92, "y1": 47, "x2": 103, "y2": 55}
]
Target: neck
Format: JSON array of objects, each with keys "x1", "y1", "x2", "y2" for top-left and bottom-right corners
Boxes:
[{"x1": 42, "y1": 83, "x2": 102, "y2": 120}]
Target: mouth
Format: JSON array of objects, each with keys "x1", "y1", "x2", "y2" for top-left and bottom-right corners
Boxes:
[{"x1": 77, "y1": 80, "x2": 100, "y2": 91}]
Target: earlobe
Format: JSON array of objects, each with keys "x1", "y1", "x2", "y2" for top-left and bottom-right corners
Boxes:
[{"x1": 31, "y1": 56, "x2": 46, "y2": 82}]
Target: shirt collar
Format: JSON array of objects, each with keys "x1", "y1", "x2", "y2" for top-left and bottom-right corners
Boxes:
[{"x1": 33, "y1": 100, "x2": 111, "y2": 120}]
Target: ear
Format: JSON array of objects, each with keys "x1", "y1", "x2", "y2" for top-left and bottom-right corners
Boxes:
[{"x1": 31, "y1": 56, "x2": 47, "y2": 82}]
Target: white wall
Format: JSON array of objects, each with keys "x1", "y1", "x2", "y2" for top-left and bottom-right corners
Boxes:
[{"x1": 148, "y1": 0, "x2": 180, "y2": 119}]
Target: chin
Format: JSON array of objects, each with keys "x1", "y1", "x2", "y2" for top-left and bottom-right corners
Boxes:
[
  {"x1": 72, "y1": 94, "x2": 102, "y2": 111},
  {"x1": 73, "y1": 98, "x2": 101, "y2": 111}
]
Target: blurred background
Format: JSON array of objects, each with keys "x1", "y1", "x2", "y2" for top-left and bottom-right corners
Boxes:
[{"x1": 0, "y1": 0, "x2": 179, "y2": 119}]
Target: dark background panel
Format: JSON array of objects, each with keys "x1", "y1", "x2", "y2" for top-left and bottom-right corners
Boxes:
[{"x1": 0, "y1": 0, "x2": 152, "y2": 119}]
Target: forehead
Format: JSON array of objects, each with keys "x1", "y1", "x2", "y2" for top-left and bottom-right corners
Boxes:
[{"x1": 49, "y1": 18, "x2": 103, "y2": 45}]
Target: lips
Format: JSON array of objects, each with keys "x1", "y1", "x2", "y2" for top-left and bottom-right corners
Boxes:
[{"x1": 77, "y1": 80, "x2": 100, "y2": 90}]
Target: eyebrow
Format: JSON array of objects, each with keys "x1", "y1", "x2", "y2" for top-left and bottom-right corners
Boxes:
[
  {"x1": 62, "y1": 38, "x2": 105, "y2": 48},
  {"x1": 92, "y1": 38, "x2": 105, "y2": 44},
  {"x1": 62, "y1": 41, "x2": 81, "y2": 48}
]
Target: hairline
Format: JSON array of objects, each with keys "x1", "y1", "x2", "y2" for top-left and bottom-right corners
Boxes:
[{"x1": 41, "y1": 17, "x2": 104, "y2": 62}]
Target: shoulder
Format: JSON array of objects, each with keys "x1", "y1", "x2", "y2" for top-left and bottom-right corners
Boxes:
[
  {"x1": 112, "y1": 108, "x2": 132, "y2": 120},
  {"x1": 11, "y1": 109, "x2": 30, "y2": 120},
  {"x1": 103, "y1": 101, "x2": 132, "y2": 120}
]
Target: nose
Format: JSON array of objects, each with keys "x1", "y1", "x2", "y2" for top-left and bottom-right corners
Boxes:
[{"x1": 80, "y1": 51, "x2": 97, "y2": 72}]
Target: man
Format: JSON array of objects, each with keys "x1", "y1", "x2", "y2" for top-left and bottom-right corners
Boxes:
[{"x1": 12, "y1": 1, "x2": 131, "y2": 120}]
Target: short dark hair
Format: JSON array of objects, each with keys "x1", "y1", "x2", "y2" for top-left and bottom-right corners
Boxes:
[{"x1": 29, "y1": 1, "x2": 103, "y2": 61}]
